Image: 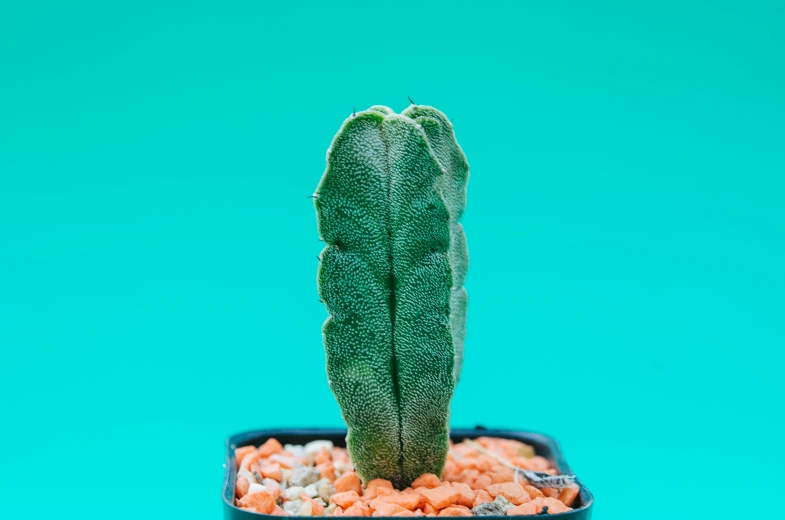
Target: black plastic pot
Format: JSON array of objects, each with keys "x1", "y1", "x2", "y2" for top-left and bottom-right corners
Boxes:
[{"x1": 223, "y1": 427, "x2": 594, "y2": 519}]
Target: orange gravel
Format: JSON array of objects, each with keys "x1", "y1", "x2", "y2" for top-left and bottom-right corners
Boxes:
[{"x1": 234, "y1": 436, "x2": 580, "y2": 516}]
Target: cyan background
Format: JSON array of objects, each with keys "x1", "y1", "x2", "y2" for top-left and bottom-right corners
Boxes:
[{"x1": 1, "y1": 1, "x2": 783, "y2": 519}]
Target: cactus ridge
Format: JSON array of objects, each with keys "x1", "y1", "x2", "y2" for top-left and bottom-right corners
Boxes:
[
  {"x1": 315, "y1": 105, "x2": 468, "y2": 488},
  {"x1": 402, "y1": 105, "x2": 469, "y2": 381}
]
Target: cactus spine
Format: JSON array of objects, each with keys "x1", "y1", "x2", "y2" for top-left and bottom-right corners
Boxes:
[{"x1": 315, "y1": 105, "x2": 469, "y2": 488}]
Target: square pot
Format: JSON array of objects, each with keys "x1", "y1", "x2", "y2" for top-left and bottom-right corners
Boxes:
[{"x1": 223, "y1": 427, "x2": 593, "y2": 518}]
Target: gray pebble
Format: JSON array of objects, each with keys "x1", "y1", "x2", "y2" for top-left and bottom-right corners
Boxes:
[
  {"x1": 289, "y1": 466, "x2": 321, "y2": 487},
  {"x1": 472, "y1": 496, "x2": 514, "y2": 516}
]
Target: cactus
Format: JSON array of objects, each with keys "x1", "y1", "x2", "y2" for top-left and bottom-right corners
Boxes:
[{"x1": 314, "y1": 104, "x2": 469, "y2": 488}]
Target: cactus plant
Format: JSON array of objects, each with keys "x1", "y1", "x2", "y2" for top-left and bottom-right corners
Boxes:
[{"x1": 314, "y1": 104, "x2": 469, "y2": 488}]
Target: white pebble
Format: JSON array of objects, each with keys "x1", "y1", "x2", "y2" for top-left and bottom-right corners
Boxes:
[
  {"x1": 316, "y1": 479, "x2": 334, "y2": 503},
  {"x1": 237, "y1": 468, "x2": 257, "y2": 484},
  {"x1": 284, "y1": 486, "x2": 305, "y2": 501},
  {"x1": 304, "y1": 483, "x2": 318, "y2": 498},
  {"x1": 283, "y1": 500, "x2": 303, "y2": 515},
  {"x1": 304, "y1": 440, "x2": 334, "y2": 456},
  {"x1": 296, "y1": 500, "x2": 313, "y2": 516},
  {"x1": 285, "y1": 444, "x2": 307, "y2": 458},
  {"x1": 247, "y1": 483, "x2": 268, "y2": 495}
]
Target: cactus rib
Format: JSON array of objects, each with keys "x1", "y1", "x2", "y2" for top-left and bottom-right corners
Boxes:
[{"x1": 402, "y1": 105, "x2": 469, "y2": 381}]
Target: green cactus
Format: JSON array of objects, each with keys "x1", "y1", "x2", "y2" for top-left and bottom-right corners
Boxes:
[{"x1": 314, "y1": 104, "x2": 469, "y2": 488}]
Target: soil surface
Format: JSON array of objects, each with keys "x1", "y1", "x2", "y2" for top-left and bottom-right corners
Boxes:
[{"x1": 234, "y1": 436, "x2": 580, "y2": 516}]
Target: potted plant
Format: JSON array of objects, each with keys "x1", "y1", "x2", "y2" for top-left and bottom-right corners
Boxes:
[{"x1": 222, "y1": 104, "x2": 594, "y2": 518}]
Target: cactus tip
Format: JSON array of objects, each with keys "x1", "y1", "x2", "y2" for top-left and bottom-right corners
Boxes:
[
  {"x1": 352, "y1": 107, "x2": 356, "y2": 117},
  {"x1": 407, "y1": 95, "x2": 416, "y2": 105}
]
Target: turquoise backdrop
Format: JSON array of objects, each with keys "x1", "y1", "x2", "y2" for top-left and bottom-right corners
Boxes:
[{"x1": 1, "y1": 1, "x2": 783, "y2": 519}]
